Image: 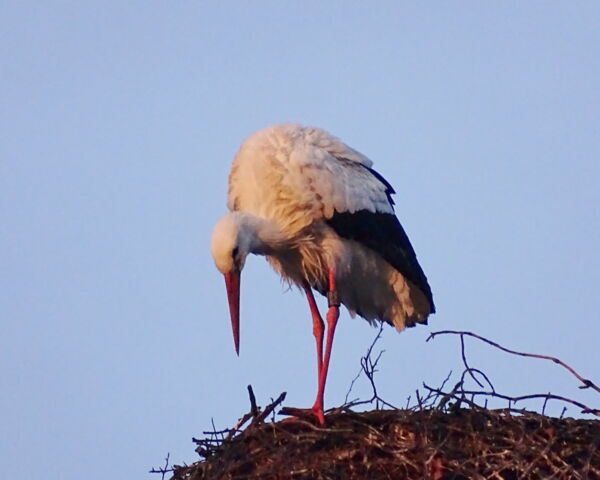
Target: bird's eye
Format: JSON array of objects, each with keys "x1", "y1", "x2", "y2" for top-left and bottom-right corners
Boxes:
[{"x1": 232, "y1": 247, "x2": 239, "y2": 259}]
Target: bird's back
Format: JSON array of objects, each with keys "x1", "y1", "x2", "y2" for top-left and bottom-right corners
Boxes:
[{"x1": 228, "y1": 124, "x2": 387, "y2": 231}]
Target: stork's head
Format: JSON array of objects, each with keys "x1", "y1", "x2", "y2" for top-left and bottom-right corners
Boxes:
[
  {"x1": 211, "y1": 212, "x2": 270, "y2": 355},
  {"x1": 211, "y1": 212, "x2": 255, "y2": 274}
]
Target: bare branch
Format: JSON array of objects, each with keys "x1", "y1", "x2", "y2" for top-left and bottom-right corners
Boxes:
[
  {"x1": 423, "y1": 382, "x2": 600, "y2": 416},
  {"x1": 427, "y1": 330, "x2": 600, "y2": 394},
  {"x1": 247, "y1": 385, "x2": 258, "y2": 417},
  {"x1": 460, "y1": 335, "x2": 484, "y2": 388},
  {"x1": 149, "y1": 453, "x2": 173, "y2": 479},
  {"x1": 343, "y1": 322, "x2": 397, "y2": 410},
  {"x1": 254, "y1": 391, "x2": 286, "y2": 424}
]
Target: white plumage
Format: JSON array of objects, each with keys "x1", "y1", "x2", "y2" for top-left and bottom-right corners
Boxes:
[
  {"x1": 211, "y1": 123, "x2": 434, "y2": 424},
  {"x1": 227, "y1": 124, "x2": 393, "y2": 221}
]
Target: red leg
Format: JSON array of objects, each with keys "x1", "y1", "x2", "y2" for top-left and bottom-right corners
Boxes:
[
  {"x1": 304, "y1": 284, "x2": 324, "y2": 381},
  {"x1": 311, "y1": 268, "x2": 340, "y2": 424},
  {"x1": 281, "y1": 273, "x2": 339, "y2": 425}
]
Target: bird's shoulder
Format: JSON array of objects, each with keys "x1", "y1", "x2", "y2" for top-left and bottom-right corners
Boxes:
[
  {"x1": 227, "y1": 124, "x2": 394, "y2": 235},
  {"x1": 229, "y1": 124, "x2": 372, "y2": 172}
]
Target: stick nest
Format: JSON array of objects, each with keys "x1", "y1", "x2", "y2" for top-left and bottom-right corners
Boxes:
[
  {"x1": 157, "y1": 330, "x2": 599, "y2": 480},
  {"x1": 170, "y1": 407, "x2": 599, "y2": 480}
]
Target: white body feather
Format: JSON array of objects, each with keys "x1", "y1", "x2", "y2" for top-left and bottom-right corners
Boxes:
[{"x1": 223, "y1": 124, "x2": 431, "y2": 330}]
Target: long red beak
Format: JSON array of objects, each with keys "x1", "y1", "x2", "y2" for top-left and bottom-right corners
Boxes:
[{"x1": 224, "y1": 271, "x2": 241, "y2": 355}]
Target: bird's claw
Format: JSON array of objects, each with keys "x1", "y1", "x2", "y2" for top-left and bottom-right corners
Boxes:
[{"x1": 279, "y1": 406, "x2": 326, "y2": 425}]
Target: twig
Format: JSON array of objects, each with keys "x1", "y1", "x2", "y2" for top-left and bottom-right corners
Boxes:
[
  {"x1": 460, "y1": 335, "x2": 484, "y2": 388},
  {"x1": 427, "y1": 330, "x2": 600, "y2": 394},
  {"x1": 225, "y1": 413, "x2": 252, "y2": 440},
  {"x1": 343, "y1": 323, "x2": 397, "y2": 410},
  {"x1": 201, "y1": 427, "x2": 230, "y2": 436},
  {"x1": 223, "y1": 385, "x2": 264, "y2": 440},
  {"x1": 253, "y1": 391, "x2": 286, "y2": 424},
  {"x1": 149, "y1": 453, "x2": 173, "y2": 479},
  {"x1": 459, "y1": 367, "x2": 495, "y2": 392},
  {"x1": 423, "y1": 383, "x2": 600, "y2": 417},
  {"x1": 542, "y1": 392, "x2": 550, "y2": 416},
  {"x1": 345, "y1": 322, "x2": 384, "y2": 403},
  {"x1": 247, "y1": 385, "x2": 258, "y2": 417}
]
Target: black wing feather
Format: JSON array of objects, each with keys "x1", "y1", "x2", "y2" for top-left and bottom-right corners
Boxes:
[
  {"x1": 362, "y1": 165, "x2": 396, "y2": 206},
  {"x1": 324, "y1": 165, "x2": 434, "y2": 312},
  {"x1": 327, "y1": 211, "x2": 435, "y2": 313}
]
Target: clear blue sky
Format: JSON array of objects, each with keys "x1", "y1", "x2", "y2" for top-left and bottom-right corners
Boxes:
[{"x1": 1, "y1": 3, "x2": 599, "y2": 479}]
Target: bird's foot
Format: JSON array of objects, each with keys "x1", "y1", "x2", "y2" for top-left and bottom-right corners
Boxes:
[
  {"x1": 311, "y1": 404, "x2": 326, "y2": 425},
  {"x1": 279, "y1": 406, "x2": 326, "y2": 425}
]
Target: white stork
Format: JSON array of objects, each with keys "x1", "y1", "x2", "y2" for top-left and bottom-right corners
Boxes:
[{"x1": 211, "y1": 124, "x2": 434, "y2": 424}]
